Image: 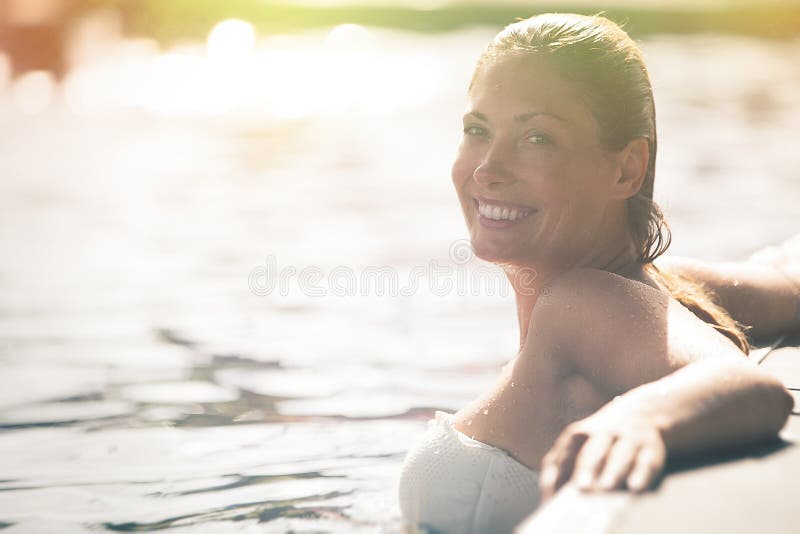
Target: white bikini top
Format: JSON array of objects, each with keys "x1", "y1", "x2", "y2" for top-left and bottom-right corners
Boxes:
[{"x1": 398, "y1": 411, "x2": 541, "y2": 534}]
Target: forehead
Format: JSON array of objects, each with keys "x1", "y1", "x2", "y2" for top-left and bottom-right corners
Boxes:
[{"x1": 468, "y1": 55, "x2": 594, "y2": 124}]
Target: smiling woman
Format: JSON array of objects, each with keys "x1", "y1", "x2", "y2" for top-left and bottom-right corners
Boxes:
[
  {"x1": 397, "y1": 13, "x2": 795, "y2": 534},
  {"x1": 454, "y1": 53, "x2": 638, "y2": 270}
]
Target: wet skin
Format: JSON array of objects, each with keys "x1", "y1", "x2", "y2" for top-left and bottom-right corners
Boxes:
[
  {"x1": 450, "y1": 55, "x2": 637, "y2": 271},
  {"x1": 447, "y1": 56, "x2": 745, "y2": 471}
]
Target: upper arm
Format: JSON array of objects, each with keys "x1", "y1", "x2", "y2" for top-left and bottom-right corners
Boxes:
[
  {"x1": 527, "y1": 268, "x2": 747, "y2": 397},
  {"x1": 655, "y1": 256, "x2": 800, "y2": 340}
]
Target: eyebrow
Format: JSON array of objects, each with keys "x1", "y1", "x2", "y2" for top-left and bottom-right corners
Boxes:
[{"x1": 464, "y1": 111, "x2": 567, "y2": 123}]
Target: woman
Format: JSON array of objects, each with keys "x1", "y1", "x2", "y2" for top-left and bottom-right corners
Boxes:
[{"x1": 398, "y1": 13, "x2": 797, "y2": 534}]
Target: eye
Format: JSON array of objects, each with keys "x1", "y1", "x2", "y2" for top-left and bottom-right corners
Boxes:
[
  {"x1": 463, "y1": 125, "x2": 488, "y2": 137},
  {"x1": 524, "y1": 132, "x2": 551, "y2": 145}
]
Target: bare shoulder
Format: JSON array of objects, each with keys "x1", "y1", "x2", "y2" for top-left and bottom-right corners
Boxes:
[
  {"x1": 532, "y1": 267, "x2": 668, "y2": 333},
  {"x1": 525, "y1": 267, "x2": 744, "y2": 397},
  {"x1": 541, "y1": 266, "x2": 661, "y2": 301}
]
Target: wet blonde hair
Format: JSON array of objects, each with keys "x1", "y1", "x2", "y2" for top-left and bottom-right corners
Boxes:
[{"x1": 476, "y1": 13, "x2": 749, "y2": 353}]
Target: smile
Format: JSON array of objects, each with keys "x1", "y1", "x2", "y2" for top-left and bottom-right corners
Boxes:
[{"x1": 474, "y1": 197, "x2": 535, "y2": 223}]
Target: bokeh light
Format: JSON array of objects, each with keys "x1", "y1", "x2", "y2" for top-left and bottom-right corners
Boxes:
[
  {"x1": 11, "y1": 70, "x2": 56, "y2": 114},
  {"x1": 207, "y1": 19, "x2": 257, "y2": 63},
  {"x1": 323, "y1": 23, "x2": 376, "y2": 51},
  {"x1": 0, "y1": 53, "x2": 10, "y2": 94}
]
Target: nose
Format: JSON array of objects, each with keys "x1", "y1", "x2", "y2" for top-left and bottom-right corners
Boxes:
[{"x1": 473, "y1": 140, "x2": 515, "y2": 187}]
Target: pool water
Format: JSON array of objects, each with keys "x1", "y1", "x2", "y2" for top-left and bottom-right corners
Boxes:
[{"x1": 0, "y1": 27, "x2": 798, "y2": 532}]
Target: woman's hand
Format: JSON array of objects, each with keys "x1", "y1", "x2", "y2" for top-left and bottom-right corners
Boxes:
[
  {"x1": 539, "y1": 401, "x2": 667, "y2": 500},
  {"x1": 539, "y1": 357, "x2": 792, "y2": 502}
]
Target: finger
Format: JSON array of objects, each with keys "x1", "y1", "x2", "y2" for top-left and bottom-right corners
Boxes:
[
  {"x1": 597, "y1": 438, "x2": 640, "y2": 491},
  {"x1": 540, "y1": 430, "x2": 587, "y2": 500},
  {"x1": 540, "y1": 431, "x2": 585, "y2": 500},
  {"x1": 626, "y1": 443, "x2": 666, "y2": 492},
  {"x1": 573, "y1": 433, "x2": 615, "y2": 491}
]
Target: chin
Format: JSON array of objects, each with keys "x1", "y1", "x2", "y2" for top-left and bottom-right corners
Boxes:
[{"x1": 470, "y1": 236, "x2": 529, "y2": 265}]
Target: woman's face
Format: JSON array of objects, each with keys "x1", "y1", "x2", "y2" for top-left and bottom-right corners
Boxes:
[{"x1": 452, "y1": 55, "x2": 624, "y2": 267}]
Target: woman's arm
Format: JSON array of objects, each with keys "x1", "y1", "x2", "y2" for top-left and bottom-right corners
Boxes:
[
  {"x1": 530, "y1": 267, "x2": 793, "y2": 497},
  {"x1": 655, "y1": 235, "x2": 800, "y2": 340},
  {"x1": 539, "y1": 357, "x2": 793, "y2": 498}
]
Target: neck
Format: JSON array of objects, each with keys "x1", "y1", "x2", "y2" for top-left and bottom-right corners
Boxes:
[{"x1": 504, "y1": 220, "x2": 640, "y2": 350}]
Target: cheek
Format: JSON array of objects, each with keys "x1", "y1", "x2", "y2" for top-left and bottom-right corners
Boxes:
[
  {"x1": 520, "y1": 155, "x2": 579, "y2": 203},
  {"x1": 526, "y1": 152, "x2": 605, "y2": 204}
]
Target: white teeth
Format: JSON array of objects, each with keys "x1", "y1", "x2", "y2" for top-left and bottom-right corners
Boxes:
[{"x1": 477, "y1": 200, "x2": 533, "y2": 221}]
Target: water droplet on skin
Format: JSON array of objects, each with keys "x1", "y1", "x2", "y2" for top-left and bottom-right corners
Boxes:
[
  {"x1": 483, "y1": 409, "x2": 489, "y2": 415},
  {"x1": 733, "y1": 279, "x2": 740, "y2": 287},
  {"x1": 467, "y1": 420, "x2": 472, "y2": 426},
  {"x1": 511, "y1": 382, "x2": 515, "y2": 387}
]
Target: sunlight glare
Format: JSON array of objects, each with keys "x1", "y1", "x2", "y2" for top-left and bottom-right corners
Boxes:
[
  {"x1": 11, "y1": 71, "x2": 56, "y2": 114},
  {"x1": 64, "y1": 66, "x2": 105, "y2": 114},
  {"x1": 207, "y1": 19, "x2": 257, "y2": 63},
  {"x1": 146, "y1": 52, "x2": 225, "y2": 116},
  {"x1": 0, "y1": 53, "x2": 10, "y2": 94},
  {"x1": 64, "y1": 39, "x2": 160, "y2": 115},
  {"x1": 324, "y1": 24, "x2": 375, "y2": 51}
]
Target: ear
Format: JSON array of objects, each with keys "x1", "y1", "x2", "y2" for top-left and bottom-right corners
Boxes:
[{"x1": 609, "y1": 137, "x2": 649, "y2": 200}]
